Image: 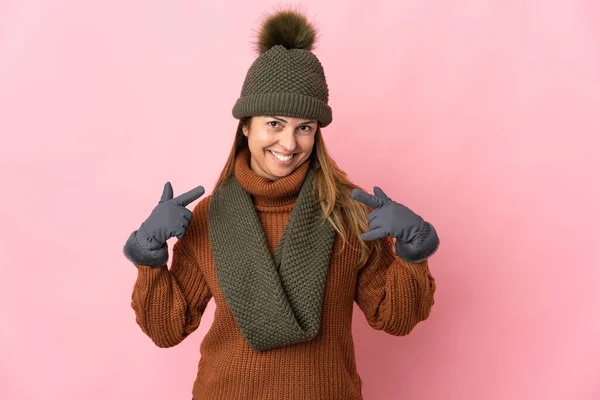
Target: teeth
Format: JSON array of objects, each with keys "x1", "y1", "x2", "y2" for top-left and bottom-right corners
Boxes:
[{"x1": 270, "y1": 151, "x2": 293, "y2": 162}]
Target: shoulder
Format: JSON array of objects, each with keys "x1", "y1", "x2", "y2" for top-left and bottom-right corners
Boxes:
[
  {"x1": 191, "y1": 194, "x2": 212, "y2": 224},
  {"x1": 179, "y1": 194, "x2": 212, "y2": 241},
  {"x1": 193, "y1": 194, "x2": 212, "y2": 213}
]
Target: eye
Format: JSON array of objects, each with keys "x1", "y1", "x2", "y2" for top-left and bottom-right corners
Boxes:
[
  {"x1": 268, "y1": 121, "x2": 281, "y2": 128},
  {"x1": 298, "y1": 125, "x2": 313, "y2": 133}
]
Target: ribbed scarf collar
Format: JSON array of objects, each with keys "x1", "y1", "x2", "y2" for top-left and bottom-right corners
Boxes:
[
  {"x1": 233, "y1": 146, "x2": 310, "y2": 207},
  {"x1": 208, "y1": 147, "x2": 336, "y2": 352}
]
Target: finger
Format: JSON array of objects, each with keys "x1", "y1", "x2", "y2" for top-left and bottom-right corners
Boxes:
[
  {"x1": 352, "y1": 189, "x2": 383, "y2": 209},
  {"x1": 368, "y1": 213, "x2": 379, "y2": 225},
  {"x1": 160, "y1": 182, "x2": 173, "y2": 203},
  {"x1": 180, "y1": 219, "x2": 190, "y2": 230},
  {"x1": 373, "y1": 186, "x2": 391, "y2": 201},
  {"x1": 181, "y1": 208, "x2": 192, "y2": 222},
  {"x1": 175, "y1": 185, "x2": 205, "y2": 207},
  {"x1": 180, "y1": 215, "x2": 192, "y2": 229},
  {"x1": 360, "y1": 228, "x2": 388, "y2": 241}
]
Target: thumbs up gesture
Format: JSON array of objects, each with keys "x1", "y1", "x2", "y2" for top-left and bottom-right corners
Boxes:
[{"x1": 138, "y1": 182, "x2": 205, "y2": 247}]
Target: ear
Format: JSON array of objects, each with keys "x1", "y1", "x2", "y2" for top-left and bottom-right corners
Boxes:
[{"x1": 242, "y1": 124, "x2": 249, "y2": 137}]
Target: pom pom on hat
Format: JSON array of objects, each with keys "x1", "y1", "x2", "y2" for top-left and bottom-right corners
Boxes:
[
  {"x1": 255, "y1": 9, "x2": 318, "y2": 54},
  {"x1": 233, "y1": 8, "x2": 332, "y2": 127}
]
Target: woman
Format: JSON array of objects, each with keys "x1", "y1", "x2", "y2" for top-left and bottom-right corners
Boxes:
[{"x1": 123, "y1": 9, "x2": 439, "y2": 400}]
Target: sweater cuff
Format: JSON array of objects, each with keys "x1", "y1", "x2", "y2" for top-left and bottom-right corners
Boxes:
[
  {"x1": 123, "y1": 230, "x2": 169, "y2": 267},
  {"x1": 394, "y1": 221, "x2": 439, "y2": 263}
]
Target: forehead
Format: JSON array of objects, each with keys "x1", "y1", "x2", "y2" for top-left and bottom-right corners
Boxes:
[{"x1": 260, "y1": 115, "x2": 317, "y2": 124}]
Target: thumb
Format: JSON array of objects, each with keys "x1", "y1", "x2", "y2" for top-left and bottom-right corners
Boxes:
[
  {"x1": 373, "y1": 186, "x2": 391, "y2": 201},
  {"x1": 160, "y1": 182, "x2": 173, "y2": 203}
]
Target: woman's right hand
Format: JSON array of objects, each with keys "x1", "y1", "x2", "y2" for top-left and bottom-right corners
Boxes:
[{"x1": 138, "y1": 182, "x2": 205, "y2": 247}]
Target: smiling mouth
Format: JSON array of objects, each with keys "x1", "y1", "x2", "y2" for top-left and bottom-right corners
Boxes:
[{"x1": 269, "y1": 150, "x2": 294, "y2": 162}]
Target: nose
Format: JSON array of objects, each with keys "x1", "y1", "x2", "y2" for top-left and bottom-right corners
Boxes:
[{"x1": 278, "y1": 127, "x2": 297, "y2": 152}]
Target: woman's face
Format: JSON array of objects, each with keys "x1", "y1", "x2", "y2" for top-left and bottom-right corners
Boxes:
[{"x1": 242, "y1": 116, "x2": 318, "y2": 181}]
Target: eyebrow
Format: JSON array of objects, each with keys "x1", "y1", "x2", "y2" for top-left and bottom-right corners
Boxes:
[{"x1": 269, "y1": 116, "x2": 317, "y2": 125}]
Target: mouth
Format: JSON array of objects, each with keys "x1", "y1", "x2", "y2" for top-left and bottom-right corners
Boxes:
[{"x1": 268, "y1": 150, "x2": 295, "y2": 163}]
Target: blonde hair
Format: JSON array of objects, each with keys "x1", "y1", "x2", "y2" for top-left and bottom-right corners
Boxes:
[{"x1": 214, "y1": 118, "x2": 381, "y2": 270}]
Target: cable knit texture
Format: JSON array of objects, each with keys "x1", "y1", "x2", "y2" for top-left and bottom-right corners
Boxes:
[{"x1": 129, "y1": 148, "x2": 436, "y2": 399}]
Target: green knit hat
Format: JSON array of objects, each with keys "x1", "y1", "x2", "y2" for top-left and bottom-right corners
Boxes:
[{"x1": 232, "y1": 10, "x2": 332, "y2": 127}]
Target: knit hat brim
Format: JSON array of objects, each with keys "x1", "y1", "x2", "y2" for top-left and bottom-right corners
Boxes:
[{"x1": 232, "y1": 92, "x2": 332, "y2": 127}]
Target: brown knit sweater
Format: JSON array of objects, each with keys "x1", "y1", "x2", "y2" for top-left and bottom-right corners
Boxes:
[{"x1": 130, "y1": 148, "x2": 436, "y2": 399}]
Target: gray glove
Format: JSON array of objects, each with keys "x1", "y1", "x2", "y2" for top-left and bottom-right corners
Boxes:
[
  {"x1": 139, "y1": 182, "x2": 205, "y2": 247},
  {"x1": 123, "y1": 182, "x2": 205, "y2": 267},
  {"x1": 352, "y1": 186, "x2": 439, "y2": 262}
]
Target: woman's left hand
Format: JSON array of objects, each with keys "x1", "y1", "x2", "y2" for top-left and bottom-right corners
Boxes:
[{"x1": 352, "y1": 186, "x2": 425, "y2": 243}]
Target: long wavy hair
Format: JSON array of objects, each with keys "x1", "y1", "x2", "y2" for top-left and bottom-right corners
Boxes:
[{"x1": 214, "y1": 117, "x2": 381, "y2": 270}]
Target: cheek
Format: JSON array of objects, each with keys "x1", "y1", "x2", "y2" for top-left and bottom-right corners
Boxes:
[
  {"x1": 246, "y1": 136, "x2": 258, "y2": 151},
  {"x1": 248, "y1": 131, "x2": 276, "y2": 151},
  {"x1": 299, "y1": 136, "x2": 316, "y2": 153}
]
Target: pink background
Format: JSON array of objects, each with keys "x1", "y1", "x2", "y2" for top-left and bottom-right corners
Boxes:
[{"x1": 1, "y1": 0, "x2": 599, "y2": 399}]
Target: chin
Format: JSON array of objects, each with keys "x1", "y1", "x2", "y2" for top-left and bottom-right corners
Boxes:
[
  {"x1": 265, "y1": 165, "x2": 297, "y2": 181},
  {"x1": 268, "y1": 164, "x2": 295, "y2": 178},
  {"x1": 273, "y1": 172, "x2": 292, "y2": 179}
]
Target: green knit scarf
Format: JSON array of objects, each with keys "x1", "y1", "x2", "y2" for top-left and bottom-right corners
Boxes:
[{"x1": 208, "y1": 168, "x2": 336, "y2": 352}]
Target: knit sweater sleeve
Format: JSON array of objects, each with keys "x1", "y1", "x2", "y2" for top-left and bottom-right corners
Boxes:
[
  {"x1": 354, "y1": 236, "x2": 436, "y2": 336},
  {"x1": 130, "y1": 197, "x2": 213, "y2": 348}
]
